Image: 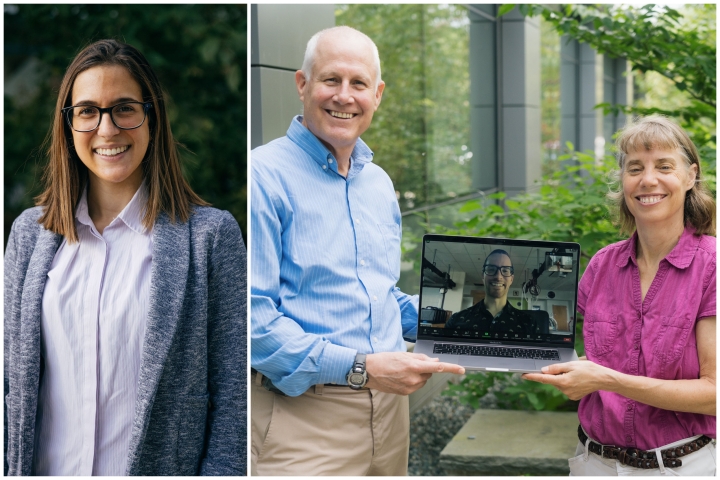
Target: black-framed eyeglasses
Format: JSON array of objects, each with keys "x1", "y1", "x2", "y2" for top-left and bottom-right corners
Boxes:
[
  {"x1": 61, "y1": 101, "x2": 153, "y2": 132},
  {"x1": 483, "y1": 264, "x2": 514, "y2": 277}
]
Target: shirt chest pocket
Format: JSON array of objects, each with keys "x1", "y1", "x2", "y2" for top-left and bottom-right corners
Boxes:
[
  {"x1": 376, "y1": 223, "x2": 400, "y2": 280},
  {"x1": 651, "y1": 314, "x2": 693, "y2": 364},
  {"x1": 584, "y1": 312, "x2": 619, "y2": 357}
]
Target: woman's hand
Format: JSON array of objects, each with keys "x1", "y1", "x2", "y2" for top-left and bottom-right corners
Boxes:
[
  {"x1": 523, "y1": 318, "x2": 715, "y2": 415},
  {"x1": 522, "y1": 358, "x2": 616, "y2": 401}
]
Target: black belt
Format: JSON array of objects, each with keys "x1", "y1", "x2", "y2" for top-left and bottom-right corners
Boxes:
[
  {"x1": 578, "y1": 425, "x2": 712, "y2": 469},
  {"x1": 251, "y1": 369, "x2": 346, "y2": 396}
]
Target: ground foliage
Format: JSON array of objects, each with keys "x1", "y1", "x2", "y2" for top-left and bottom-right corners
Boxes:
[{"x1": 4, "y1": 4, "x2": 247, "y2": 244}]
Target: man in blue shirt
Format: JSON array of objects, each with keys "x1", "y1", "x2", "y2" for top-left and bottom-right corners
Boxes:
[{"x1": 251, "y1": 26, "x2": 464, "y2": 475}]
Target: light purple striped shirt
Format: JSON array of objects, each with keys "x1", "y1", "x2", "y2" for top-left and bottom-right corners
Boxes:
[{"x1": 33, "y1": 183, "x2": 152, "y2": 475}]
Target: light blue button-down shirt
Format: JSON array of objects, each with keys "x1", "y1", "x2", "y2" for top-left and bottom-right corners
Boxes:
[{"x1": 251, "y1": 116, "x2": 418, "y2": 396}]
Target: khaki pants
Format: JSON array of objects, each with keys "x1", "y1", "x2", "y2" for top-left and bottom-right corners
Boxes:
[
  {"x1": 569, "y1": 430, "x2": 717, "y2": 476},
  {"x1": 251, "y1": 374, "x2": 409, "y2": 476}
]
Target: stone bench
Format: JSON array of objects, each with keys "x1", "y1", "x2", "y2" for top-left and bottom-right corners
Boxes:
[{"x1": 439, "y1": 409, "x2": 579, "y2": 476}]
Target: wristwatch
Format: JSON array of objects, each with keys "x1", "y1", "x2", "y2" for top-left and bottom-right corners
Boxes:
[{"x1": 346, "y1": 353, "x2": 368, "y2": 390}]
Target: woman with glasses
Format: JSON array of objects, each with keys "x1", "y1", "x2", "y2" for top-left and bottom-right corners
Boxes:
[
  {"x1": 4, "y1": 39, "x2": 246, "y2": 475},
  {"x1": 524, "y1": 116, "x2": 715, "y2": 475}
]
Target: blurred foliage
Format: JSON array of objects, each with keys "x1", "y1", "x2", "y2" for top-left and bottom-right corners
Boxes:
[
  {"x1": 337, "y1": 4, "x2": 472, "y2": 214},
  {"x1": 432, "y1": 150, "x2": 622, "y2": 269},
  {"x1": 443, "y1": 370, "x2": 579, "y2": 412},
  {"x1": 505, "y1": 4, "x2": 716, "y2": 192},
  {"x1": 4, "y1": 4, "x2": 247, "y2": 244},
  {"x1": 509, "y1": 4, "x2": 715, "y2": 110}
]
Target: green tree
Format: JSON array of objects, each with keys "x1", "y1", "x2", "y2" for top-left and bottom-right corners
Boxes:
[
  {"x1": 505, "y1": 4, "x2": 716, "y2": 193},
  {"x1": 4, "y1": 4, "x2": 247, "y2": 243}
]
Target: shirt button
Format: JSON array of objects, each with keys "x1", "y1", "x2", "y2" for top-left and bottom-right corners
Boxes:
[
  {"x1": 373, "y1": 295, "x2": 378, "y2": 301},
  {"x1": 322, "y1": 165, "x2": 327, "y2": 170},
  {"x1": 627, "y1": 404, "x2": 633, "y2": 411},
  {"x1": 328, "y1": 158, "x2": 333, "y2": 163},
  {"x1": 626, "y1": 436, "x2": 632, "y2": 443},
  {"x1": 373, "y1": 336, "x2": 379, "y2": 342},
  {"x1": 634, "y1": 344, "x2": 639, "y2": 350},
  {"x1": 360, "y1": 259, "x2": 365, "y2": 266}
]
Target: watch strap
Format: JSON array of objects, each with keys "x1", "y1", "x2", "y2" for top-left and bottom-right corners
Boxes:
[
  {"x1": 347, "y1": 353, "x2": 368, "y2": 389},
  {"x1": 352, "y1": 353, "x2": 367, "y2": 372}
]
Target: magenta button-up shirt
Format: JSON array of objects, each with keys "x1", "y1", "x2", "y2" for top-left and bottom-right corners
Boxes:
[{"x1": 578, "y1": 226, "x2": 716, "y2": 450}]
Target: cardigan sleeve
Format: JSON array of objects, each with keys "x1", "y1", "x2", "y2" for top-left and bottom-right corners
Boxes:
[
  {"x1": 200, "y1": 211, "x2": 247, "y2": 475},
  {"x1": 4, "y1": 219, "x2": 19, "y2": 475}
]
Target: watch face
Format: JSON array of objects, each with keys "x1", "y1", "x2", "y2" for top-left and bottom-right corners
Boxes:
[{"x1": 349, "y1": 372, "x2": 365, "y2": 385}]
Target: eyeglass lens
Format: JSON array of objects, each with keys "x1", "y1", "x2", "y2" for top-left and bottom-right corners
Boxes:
[
  {"x1": 483, "y1": 265, "x2": 513, "y2": 276},
  {"x1": 69, "y1": 103, "x2": 146, "y2": 131}
]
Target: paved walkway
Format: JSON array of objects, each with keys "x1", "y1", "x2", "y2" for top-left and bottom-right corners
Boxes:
[{"x1": 440, "y1": 408, "x2": 579, "y2": 476}]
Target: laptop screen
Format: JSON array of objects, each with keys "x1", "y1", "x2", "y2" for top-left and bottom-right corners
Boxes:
[{"x1": 417, "y1": 235, "x2": 580, "y2": 347}]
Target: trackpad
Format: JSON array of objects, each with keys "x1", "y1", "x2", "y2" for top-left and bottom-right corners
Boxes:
[{"x1": 465, "y1": 357, "x2": 535, "y2": 371}]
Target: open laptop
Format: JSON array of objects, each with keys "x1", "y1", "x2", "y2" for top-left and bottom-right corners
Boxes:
[{"x1": 413, "y1": 234, "x2": 580, "y2": 373}]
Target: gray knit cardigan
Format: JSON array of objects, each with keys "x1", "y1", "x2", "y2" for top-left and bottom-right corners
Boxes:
[{"x1": 4, "y1": 206, "x2": 247, "y2": 476}]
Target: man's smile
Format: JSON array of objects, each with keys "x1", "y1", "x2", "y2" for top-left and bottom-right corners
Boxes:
[{"x1": 328, "y1": 110, "x2": 356, "y2": 119}]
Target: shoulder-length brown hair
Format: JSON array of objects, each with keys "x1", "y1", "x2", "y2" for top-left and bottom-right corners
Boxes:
[
  {"x1": 608, "y1": 115, "x2": 715, "y2": 237},
  {"x1": 36, "y1": 39, "x2": 208, "y2": 242}
]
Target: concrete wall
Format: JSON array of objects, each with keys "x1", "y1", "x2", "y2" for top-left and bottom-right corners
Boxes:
[
  {"x1": 468, "y1": 5, "x2": 541, "y2": 197},
  {"x1": 561, "y1": 37, "x2": 631, "y2": 156},
  {"x1": 251, "y1": 4, "x2": 335, "y2": 148}
]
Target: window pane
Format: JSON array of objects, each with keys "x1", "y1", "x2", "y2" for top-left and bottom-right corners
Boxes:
[{"x1": 337, "y1": 4, "x2": 471, "y2": 212}]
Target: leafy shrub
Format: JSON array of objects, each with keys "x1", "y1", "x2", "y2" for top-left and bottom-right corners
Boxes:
[
  {"x1": 432, "y1": 148, "x2": 623, "y2": 268},
  {"x1": 443, "y1": 370, "x2": 580, "y2": 412}
]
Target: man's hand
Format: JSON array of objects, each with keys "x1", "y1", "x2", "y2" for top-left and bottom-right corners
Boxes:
[{"x1": 365, "y1": 352, "x2": 465, "y2": 395}]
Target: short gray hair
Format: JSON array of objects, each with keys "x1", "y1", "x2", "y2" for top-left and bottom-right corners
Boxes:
[{"x1": 300, "y1": 26, "x2": 382, "y2": 87}]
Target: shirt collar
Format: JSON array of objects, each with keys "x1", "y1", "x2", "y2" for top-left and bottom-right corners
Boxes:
[
  {"x1": 480, "y1": 299, "x2": 514, "y2": 314},
  {"x1": 664, "y1": 225, "x2": 701, "y2": 269},
  {"x1": 75, "y1": 181, "x2": 149, "y2": 235},
  {"x1": 287, "y1": 115, "x2": 375, "y2": 178},
  {"x1": 616, "y1": 225, "x2": 700, "y2": 269}
]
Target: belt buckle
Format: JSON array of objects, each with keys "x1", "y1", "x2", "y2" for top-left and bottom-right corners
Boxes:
[{"x1": 617, "y1": 447, "x2": 641, "y2": 467}]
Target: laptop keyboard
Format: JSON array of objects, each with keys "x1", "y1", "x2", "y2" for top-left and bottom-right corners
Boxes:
[{"x1": 433, "y1": 343, "x2": 560, "y2": 360}]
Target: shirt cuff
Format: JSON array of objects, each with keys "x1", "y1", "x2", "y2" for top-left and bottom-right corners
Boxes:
[{"x1": 316, "y1": 342, "x2": 358, "y2": 386}]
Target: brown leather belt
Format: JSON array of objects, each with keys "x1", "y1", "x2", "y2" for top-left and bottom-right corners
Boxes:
[{"x1": 578, "y1": 425, "x2": 712, "y2": 469}]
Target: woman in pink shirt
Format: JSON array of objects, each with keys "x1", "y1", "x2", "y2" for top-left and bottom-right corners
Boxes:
[{"x1": 524, "y1": 116, "x2": 715, "y2": 475}]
